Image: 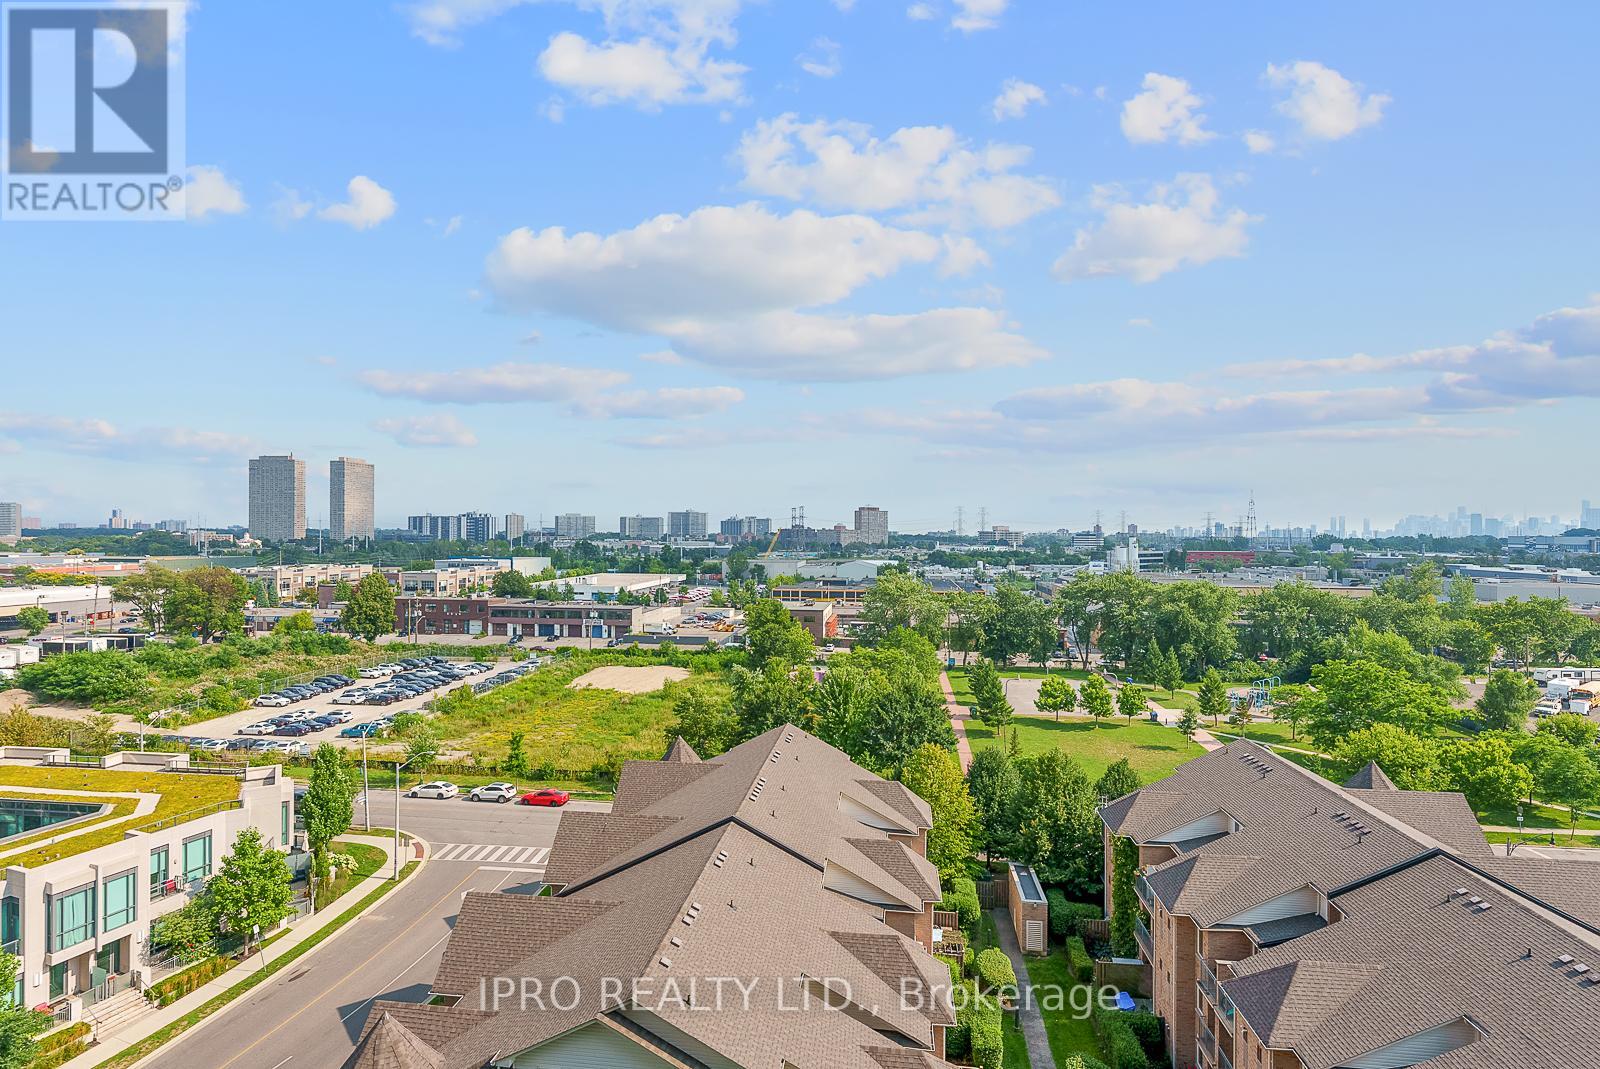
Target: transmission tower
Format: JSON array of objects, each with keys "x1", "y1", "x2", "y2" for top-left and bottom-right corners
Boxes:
[
  {"x1": 977, "y1": 507, "x2": 988, "y2": 532},
  {"x1": 1246, "y1": 491, "x2": 1258, "y2": 540},
  {"x1": 956, "y1": 506, "x2": 965, "y2": 537}
]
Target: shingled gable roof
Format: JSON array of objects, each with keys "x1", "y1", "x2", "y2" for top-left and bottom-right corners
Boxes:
[
  {"x1": 662, "y1": 736, "x2": 701, "y2": 763},
  {"x1": 551, "y1": 725, "x2": 938, "y2": 912},
  {"x1": 401, "y1": 819, "x2": 957, "y2": 1069},
  {"x1": 1105, "y1": 742, "x2": 1489, "y2": 927},
  {"x1": 343, "y1": 1013, "x2": 447, "y2": 1069},
  {"x1": 1343, "y1": 760, "x2": 1397, "y2": 790},
  {"x1": 1223, "y1": 853, "x2": 1600, "y2": 1069}
]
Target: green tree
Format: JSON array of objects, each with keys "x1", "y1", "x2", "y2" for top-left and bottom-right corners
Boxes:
[
  {"x1": 1329, "y1": 723, "x2": 1442, "y2": 790},
  {"x1": 1035, "y1": 676, "x2": 1076, "y2": 722},
  {"x1": 14, "y1": 606, "x2": 48, "y2": 635},
  {"x1": 670, "y1": 681, "x2": 742, "y2": 757},
  {"x1": 299, "y1": 744, "x2": 354, "y2": 877},
  {"x1": 1537, "y1": 745, "x2": 1600, "y2": 838},
  {"x1": 503, "y1": 731, "x2": 531, "y2": 778},
  {"x1": 859, "y1": 572, "x2": 945, "y2": 645},
  {"x1": 1095, "y1": 757, "x2": 1141, "y2": 802},
  {"x1": 0, "y1": 951, "x2": 50, "y2": 1068},
  {"x1": 1196, "y1": 669, "x2": 1229, "y2": 726},
  {"x1": 742, "y1": 598, "x2": 815, "y2": 665},
  {"x1": 1299, "y1": 659, "x2": 1453, "y2": 750},
  {"x1": 1156, "y1": 644, "x2": 1184, "y2": 697},
  {"x1": 1108, "y1": 836, "x2": 1140, "y2": 958},
  {"x1": 273, "y1": 610, "x2": 316, "y2": 635},
  {"x1": 1538, "y1": 712, "x2": 1600, "y2": 749},
  {"x1": 114, "y1": 564, "x2": 181, "y2": 633},
  {"x1": 1116, "y1": 683, "x2": 1146, "y2": 724},
  {"x1": 491, "y1": 570, "x2": 535, "y2": 597},
  {"x1": 1445, "y1": 619, "x2": 1495, "y2": 675},
  {"x1": 1475, "y1": 669, "x2": 1539, "y2": 732},
  {"x1": 1438, "y1": 736, "x2": 1533, "y2": 812},
  {"x1": 401, "y1": 722, "x2": 441, "y2": 778},
  {"x1": 946, "y1": 591, "x2": 994, "y2": 666},
  {"x1": 967, "y1": 659, "x2": 1013, "y2": 730},
  {"x1": 1011, "y1": 749, "x2": 1102, "y2": 897},
  {"x1": 980, "y1": 583, "x2": 1056, "y2": 666},
  {"x1": 899, "y1": 744, "x2": 977, "y2": 880},
  {"x1": 207, "y1": 827, "x2": 294, "y2": 956},
  {"x1": 730, "y1": 659, "x2": 815, "y2": 741},
  {"x1": 1177, "y1": 706, "x2": 1200, "y2": 738},
  {"x1": 341, "y1": 573, "x2": 396, "y2": 641},
  {"x1": 966, "y1": 747, "x2": 1020, "y2": 862},
  {"x1": 1444, "y1": 573, "x2": 1479, "y2": 620},
  {"x1": 1079, "y1": 674, "x2": 1114, "y2": 725},
  {"x1": 165, "y1": 567, "x2": 249, "y2": 642},
  {"x1": 17, "y1": 649, "x2": 148, "y2": 704}
]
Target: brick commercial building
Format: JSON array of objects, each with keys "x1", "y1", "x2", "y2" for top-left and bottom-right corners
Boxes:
[
  {"x1": 1101, "y1": 742, "x2": 1600, "y2": 1069},
  {"x1": 394, "y1": 597, "x2": 642, "y2": 640},
  {"x1": 784, "y1": 599, "x2": 838, "y2": 642},
  {"x1": 345, "y1": 725, "x2": 953, "y2": 1069}
]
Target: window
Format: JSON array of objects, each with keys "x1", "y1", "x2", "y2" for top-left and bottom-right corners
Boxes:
[
  {"x1": 48, "y1": 884, "x2": 95, "y2": 952},
  {"x1": 1, "y1": 897, "x2": 17, "y2": 955},
  {"x1": 182, "y1": 833, "x2": 212, "y2": 883},
  {"x1": 150, "y1": 846, "x2": 170, "y2": 894},
  {"x1": 103, "y1": 870, "x2": 136, "y2": 931},
  {"x1": 281, "y1": 802, "x2": 290, "y2": 846}
]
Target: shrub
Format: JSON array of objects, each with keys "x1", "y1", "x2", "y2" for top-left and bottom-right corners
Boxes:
[
  {"x1": 941, "y1": 876, "x2": 981, "y2": 930},
  {"x1": 968, "y1": 997, "x2": 1004, "y2": 1069},
  {"x1": 32, "y1": 1025, "x2": 91, "y2": 1069},
  {"x1": 973, "y1": 947, "x2": 1016, "y2": 991},
  {"x1": 1065, "y1": 935, "x2": 1094, "y2": 984},
  {"x1": 1061, "y1": 1058, "x2": 1113, "y2": 1069},
  {"x1": 936, "y1": 954, "x2": 963, "y2": 988},
  {"x1": 1048, "y1": 890, "x2": 1104, "y2": 937},
  {"x1": 1092, "y1": 1003, "x2": 1152, "y2": 1069},
  {"x1": 145, "y1": 954, "x2": 241, "y2": 1007},
  {"x1": 1126, "y1": 1010, "x2": 1164, "y2": 1057}
]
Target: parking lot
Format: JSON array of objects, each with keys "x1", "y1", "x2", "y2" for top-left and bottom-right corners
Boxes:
[{"x1": 159, "y1": 654, "x2": 527, "y2": 753}]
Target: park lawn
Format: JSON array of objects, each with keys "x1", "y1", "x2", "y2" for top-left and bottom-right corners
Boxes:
[
  {"x1": 966, "y1": 717, "x2": 1205, "y2": 784},
  {"x1": 314, "y1": 840, "x2": 388, "y2": 910},
  {"x1": 1475, "y1": 800, "x2": 1600, "y2": 834},
  {"x1": 1484, "y1": 830, "x2": 1600, "y2": 848},
  {"x1": 1211, "y1": 720, "x2": 1311, "y2": 748},
  {"x1": 946, "y1": 665, "x2": 1091, "y2": 705},
  {"x1": 423, "y1": 652, "x2": 729, "y2": 774},
  {"x1": 1023, "y1": 951, "x2": 1106, "y2": 1066},
  {"x1": 1148, "y1": 689, "x2": 1200, "y2": 713}
]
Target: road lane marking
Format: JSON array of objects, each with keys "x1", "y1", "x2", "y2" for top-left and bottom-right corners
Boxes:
[
  {"x1": 430, "y1": 843, "x2": 550, "y2": 865},
  {"x1": 214, "y1": 866, "x2": 482, "y2": 1069}
]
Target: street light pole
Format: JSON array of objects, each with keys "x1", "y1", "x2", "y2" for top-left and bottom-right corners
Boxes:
[
  {"x1": 361, "y1": 734, "x2": 371, "y2": 832},
  {"x1": 392, "y1": 754, "x2": 424, "y2": 879}
]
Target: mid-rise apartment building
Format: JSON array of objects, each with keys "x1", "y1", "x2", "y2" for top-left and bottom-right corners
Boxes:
[
  {"x1": 666, "y1": 509, "x2": 707, "y2": 539},
  {"x1": 1102, "y1": 742, "x2": 1600, "y2": 1069},
  {"x1": 247, "y1": 455, "x2": 306, "y2": 542},
  {"x1": 502, "y1": 512, "x2": 525, "y2": 542},
  {"x1": 720, "y1": 514, "x2": 772, "y2": 540},
  {"x1": 0, "y1": 502, "x2": 19, "y2": 542},
  {"x1": 345, "y1": 725, "x2": 951, "y2": 1069},
  {"x1": 619, "y1": 514, "x2": 665, "y2": 539},
  {"x1": 0, "y1": 749, "x2": 294, "y2": 1022},
  {"x1": 328, "y1": 457, "x2": 375, "y2": 542},
  {"x1": 554, "y1": 513, "x2": 596, "y2": 539},
  {"x1": 853, "y1": 505, "x2": 890, "y2": 545}
]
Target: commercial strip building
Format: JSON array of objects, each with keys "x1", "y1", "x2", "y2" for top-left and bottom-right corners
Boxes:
[
  {"x1": 784, "y1": 599, "x2": 838, "y2": 642},
  {"x1": 0, "y1": 585, "x2": 119, "y2": 631},
  {"x1": 242, "y1": 563, "x2": 376, "y2": 601},
  {"x1": 247, "y1": 455, "x2": 307, "y2": 542},
  {"x1": 394, "y1": 597, "x2": 643, "y2": 640},
  {"x1": 1101, "y1": 741, "x2": 1600, "y2": 1069},
  {"x1": 328, "y1": 457, "x2": 375, "y2": 542},
  {"x1": 345, "y1": 725, "x2": 953, "y2": 1069},
  {"x1": 0, "y1": 750, "x2": 294, "y2": 1022},
  {"x1": 771, "y1": 577, "x2": 873, "y2": 604}
]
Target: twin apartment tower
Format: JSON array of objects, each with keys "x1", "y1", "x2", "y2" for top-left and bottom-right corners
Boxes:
[{"x1": 247, "y1": 455, "x2": 373, "y2": 543}]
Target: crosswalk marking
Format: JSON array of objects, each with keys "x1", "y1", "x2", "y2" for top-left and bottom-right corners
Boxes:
[{"x1": 431, "y1": 843, "x2": 549, "y2": 866}]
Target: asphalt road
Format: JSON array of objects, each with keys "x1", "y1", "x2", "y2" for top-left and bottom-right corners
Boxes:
[{"x1": 158, "y1": 792, "x2": 609, "y2": 1069}]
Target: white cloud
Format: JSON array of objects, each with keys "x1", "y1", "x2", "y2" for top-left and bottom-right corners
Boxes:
[
  {"x1": 1120, "y1": 73, "x2": 1214, "y2": 145},
  {"x1": 574, "y1": 385, "x2": 745, "y2": 418},
  {"x1": 639, "y1": 350, "x2": 685, "y2": 365},
  {"x1": 952, "y1": 0, "x2": 1007, "y2": 31},
  {"x1": 442, "y1": 214, "x2": 463, "y2": 236},
  {"x1": 666, "y1": 307, "x2": 1045, "y2": 380},
  {"x1": 182, "y1": 165, "x2": 247, "y2": 221},
  {"x1": 939, "y1": 234, "x2": 990, "y2": 276},
  {"x1": 1053, "y1": 173, "x2": 1257, "y2": 283},
  {"x1": 1265, "y1": 60, "x2": 1389, "y2": 140},
  {"x1": 906, "y1": 2, "x2": 935, "y2": 19},
  {"x1": 486, "y1": 202, "x2": 941, "y2": 330},
  {"x1": 317, "y1": 176, "x2": 397, "y2": 230},
  {"x1": 0, "y1": 412, "x2": 255, "y2": 461},
  {"x1": 357, "y1": 361, "x2": 629, "y2": 404},
  {"x1": 404, "y1": 0, "x2": 530, "y2": 47},
  {"x1": 272, "y1": 186, "x2": 312, "y2": 224},
  {"x1": 372, "y1": 413, "x2": 479, "y2": 448},
  {"x1": 797, "y1": 37, "x2": 841, "y2": 79},
  {"x1": 1127, "y1": 317, "x2": 1154, "y2": 329},
  {"x1": 736, "y1": 115, "x2": 1059, "y2": 229},
  {"x1": 538, "y1": 30, "x2": 744, "y2": 108},
  {"x1": 991, "y1": 79, "x2": 1046, "y2": 121},
  {"x1": 1243, "y1": 130, "x2": 1276, "y2": 154}
]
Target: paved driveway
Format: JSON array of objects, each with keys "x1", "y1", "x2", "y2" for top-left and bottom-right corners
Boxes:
[{"x1": 160, "y1": 791, "x2": 609, "y2": 1069}]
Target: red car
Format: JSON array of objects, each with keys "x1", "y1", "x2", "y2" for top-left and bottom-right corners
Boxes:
[{"x1": 519, "y1": 788, "x2": 570, "y2": 807}]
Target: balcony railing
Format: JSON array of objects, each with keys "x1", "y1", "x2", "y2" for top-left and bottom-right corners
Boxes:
[
  {"x1": 1135, "y1": 874, "x2": 1154, "y2": 912},
  {"x1": 1134, "y1": 915, "x2": 1154, "y2": 960},
  {"x1": 1219, "y1": 1044, "x2": 1234, "y2": 1069},
  {"x1": 1198, "y1": 1018, "x2": 1218, "y2": 1066},
  {"x1": 1198, "y1": 956, "x2": 1220, "y2": 1006}
]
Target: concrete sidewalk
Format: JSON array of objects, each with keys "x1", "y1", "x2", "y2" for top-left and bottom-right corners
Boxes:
[
  {"x1": 939, "y1": 671, "x2": 975, "y2": 771},
  {"x1": 989, "y1": 907, "x2": 1056, "y2": 1069},
  {"x1": 63, "y1": 833, "x2": 424, "y2": 1069}
]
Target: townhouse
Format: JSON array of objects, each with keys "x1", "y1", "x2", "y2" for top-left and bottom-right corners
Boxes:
[
  {"x1": 1101, "y1": 742, "x2": 1600, "y2": 1069},
  {"x1": 344, "y1": 725, "x2": 957, "y2": 1068}
]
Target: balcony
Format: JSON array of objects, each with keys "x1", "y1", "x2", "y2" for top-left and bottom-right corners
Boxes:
[
  {"x1": 1134, "y1": 915, "x2": 1154, "y2": 961},
  {"x1": 1218, "y1": 1045, "x2": 1234, "y2": 1069},
  {"x1": 1198, "y1": 957, "x2": 1219, "y2": 1006},
  {"x1": 1135, "y1": 874, "x2": 1155, "y2": 913},
  {"x1": 1198, "y1": 1018, "x2": 1218, "y2": 1066}
]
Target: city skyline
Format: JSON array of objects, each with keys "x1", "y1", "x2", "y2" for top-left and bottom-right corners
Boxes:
[{"x1": 3, "y1": 5, "x2": 1599, "y2": 530}]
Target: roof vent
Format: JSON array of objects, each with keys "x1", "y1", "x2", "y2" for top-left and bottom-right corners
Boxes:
[
  {"x1": 1473, "y1": 903, "x2": 1492, "y2": 913},
  {"x1": 1453, "y1": 888, "x2": 1470, "y2": 899},
  {"x1": 690, "y1": 902, "x2": 703, "y2": 913},
  {"x1": 659, "y1": 957, "x2": 672, "y2": 968},
  {"x1": 1574, "y1": 963, "x2": 1592, "y2": 975},
  {"x1": 1558, "y1": 954, "x2": 1576, "y2": 965},
  {"x1": 1332, "y1": 811, "x2": 1347, "y2": 820},
  {"x1": 670, "y1": 937, "x2": 682, "y2": 947}
]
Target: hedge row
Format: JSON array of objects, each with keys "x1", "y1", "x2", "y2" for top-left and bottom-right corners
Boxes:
[
  {"x1": 940, "y1": 877, "x2": 981, "y2": 930},
  {"x1": 949, "y1": 992, "x2": 1004, "y2": 1069},
  {"x1": 1064, "y1": 935, "x2": 1095, "y2": 984},
  {"x1": 33, "y1": 1021, "x2": 91, "y2": 1068},
  {"x1": 1047, "y1": 889, "x2": 1105, "y2": 938},
  {"x1": 973, "y1": 947, "x2": 1016, "y2": 992},
  {"x1": 1091, "y1": 1002, "x2": 1162, "y2": 1069},
  {"x1": 145, "y1": 954, "x2": 241, "y2": 1007}
]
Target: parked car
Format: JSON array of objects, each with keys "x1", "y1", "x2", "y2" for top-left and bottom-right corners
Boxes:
[
  {"x1": 238, "y1": 722, "x2": 277, "y2": 736},
  {"x1": 190, "y1": 738, "x2": 229, "y2": 752},
  {"x1": 339, "y1": 722, "x2": 381, "y2": 738},
  {"x1": 469, "y1": 782, "x2": 518, "y2": 803},
  {"x1": 322, "y1": 709, "x2": 356, "y2": 723},
  {"x1": 254, "y1": 694, "x2": 291, "y2": 708},
  {"x1": 519, "y1": 788, "x2": 570, "y2": 807},
  {"x1": 275, "y1": 723, "x2": 315, "y2": 737},
  {"x1": 407, "y1": 781, "x2": 459, "y2": 799}
]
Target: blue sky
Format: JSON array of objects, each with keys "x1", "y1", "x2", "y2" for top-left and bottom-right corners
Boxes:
[{"x1": 3, "y1": 0, "x2": 1598, "y2": 534}]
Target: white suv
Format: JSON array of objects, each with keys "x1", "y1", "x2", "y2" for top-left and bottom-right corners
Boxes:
[
  {"x1": 469, "y1": 782, "x2": 517, "y2": 803},
  {"x1": 254, "y1": 694, "x2": 291, "y2": 708},
  {"x1": 407, "y1": 781, "x2": 459, "y2": 799}
]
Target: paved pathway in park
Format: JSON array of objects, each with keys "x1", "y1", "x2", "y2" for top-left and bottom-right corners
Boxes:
[
  {"x1": 939, "y1": 671, "x2": 975, "y2": 771},
  {"x1": 989, "y1": 907, "x2": 1056, "y2": 1069}
]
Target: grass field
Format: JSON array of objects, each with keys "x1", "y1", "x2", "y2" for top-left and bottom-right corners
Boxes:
[
  {"x1": 945, "y1": 665, "x2": 1092, "y2": 705},
  {"x1": 1023, "y1": 951, "x2": 1106, "y2": 1067},
  {"x1": 1475, "y1": 800, "x2": 1600, "y2": 833},
  {"x1": 425, "y1": 652, "x2": 728, "y2": 774},
  {"x1": 1210, "y1": 720, "x2": 1310, "y2": 747},
  {"x1": 1483, "y1": 830, "x2": 1600, "y2": 848},
  {"x1": 966, "y1": 716, "x2": 1205, "y2": 784}
]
